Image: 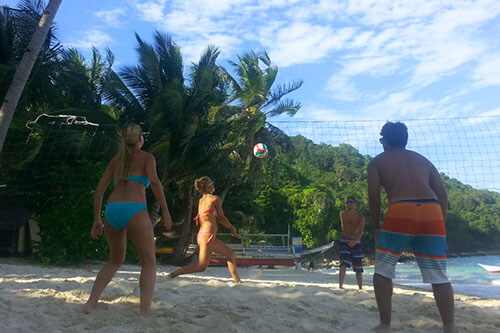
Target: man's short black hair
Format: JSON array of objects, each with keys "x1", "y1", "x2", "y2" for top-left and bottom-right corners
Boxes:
[
  {"x1": 380, "y1": 121, "x2": 408, "y2": 148},
  {"x1": 346, "y1": 196, "x2": 356, "y2": 201}
]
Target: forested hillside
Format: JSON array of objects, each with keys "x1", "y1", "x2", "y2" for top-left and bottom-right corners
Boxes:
[{"x1": 224, "y1": 134, "x2": 500, "y2": 254}]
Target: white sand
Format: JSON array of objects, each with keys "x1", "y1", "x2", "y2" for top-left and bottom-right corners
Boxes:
[{"x1": 1, "y1": 260, "x2": 499, "y2": 332}]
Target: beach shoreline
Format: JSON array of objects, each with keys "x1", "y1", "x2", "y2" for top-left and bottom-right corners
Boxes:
[{"x1": 1, "y1": 259, "x2": 499, "y2": 332}]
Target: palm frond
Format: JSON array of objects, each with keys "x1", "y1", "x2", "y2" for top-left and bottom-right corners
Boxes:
[
  {"x1": 134, "y1": 32, "x2": 163, "y2": 95},
  {"x1": 263, "y1": 79, "x2": 303, "y2": 108},
  {"x1": 102, "y1": 69, "x2": 144, "y2": 119},
  {"x1": 265, "y1": 98, "x2": 301, "y2": 117},
  {"x1": 263, "y1": 65, "x2": 278, "y2": 92},
  {"x1": 258, "y1": 50, "x2": 271, "y2": 67},
  {"x1": 189, "y1": 45, "x2": 222, "y2": 93},
  {"x1": 153, "y1": 30, "x2": 183, "y2": 83},
  {"x1": 219, "y1": 66, "x2": 242, "y2": 102}
]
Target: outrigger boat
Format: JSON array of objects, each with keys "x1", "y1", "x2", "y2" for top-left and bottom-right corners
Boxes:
[
  {"x1": 478, "y1": 263, "x2": 500, "y2": 273},
  {"x1": 209, "y1": 231, "x2": 334, "y2": 267},
  {"x1": 156, "y1": 227, "x2": 335, "y2": 267}
]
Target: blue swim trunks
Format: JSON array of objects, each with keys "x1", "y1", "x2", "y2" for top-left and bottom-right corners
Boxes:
[{"x1": 339, "y1": 236, "x2": 364, "y2": 272}]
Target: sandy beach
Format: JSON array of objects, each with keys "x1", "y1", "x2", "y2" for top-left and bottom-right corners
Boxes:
[{"x1": 1, "y1": 260, "x2": 499, "y2": 332}]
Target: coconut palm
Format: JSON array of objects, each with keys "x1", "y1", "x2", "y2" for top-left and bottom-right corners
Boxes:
[
  {"x1": 224, "y1": 51, "x2": 302, "y2": 117},
  {"x1": 211, "y1": 51, "x2": 303, "y2": 200},
  {"x1": 0, "y1": 0, "x2": 63, "y2": 153},
  {"x1": 104, "y1": 31, "x2": 229, "y2": 263},
  {"x1": 1, "y1": 45, "x2": 120, "y2": 203}
]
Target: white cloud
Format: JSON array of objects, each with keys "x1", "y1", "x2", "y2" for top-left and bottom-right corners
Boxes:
[
  {"x1": 361, "y1": 89, "x2": 477, "y2": 120},
  {"x1": 466, "y1": 107, "x2": 500, "y2": 125},
  {"x1": 341, "y1": 56, "x2": 399, "y2": 77},
  {"x1": 473, "y1": 55, "x2": 500, "y2": 88},
  {"x1": 65, "y1": 29, "x2": 113, "y2": 49},
  {"x1": 162, "y1": 10, "x2": 224, "y2": 35},
  {"x1": 94, "y1": 8, "x2": 127, "y2": 27},
  {"x1": 124, "y1": 0, "x2": 500, "y2": 118},
  {"x1": 133, "y1": 0, "x2": 168, "y2": 23},
  {"x1": 259, "y1": 23, "x2": 355, "y2": 67},
  {"x1": 293, "y1": 105, "x2": 350, "y2": 121},
  {"x1": 321, "y1": 0, "x2": 500, "y2": 104},
  {"x1": 179, "y1": 34, "x2": 243, "y2": 64},
  {"x1": 324, "y1": 76, "x2": 361, "y2": 102},
  {"x1": 174, "y1": 0, "x2": 253, "y2": 18}
]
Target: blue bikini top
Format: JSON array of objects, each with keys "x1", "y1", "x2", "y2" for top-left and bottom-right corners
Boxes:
[
  {"x1": 114, "y1": 175, "x2": 150, "y2": 187},
  {"x1": 128, "y1": 175, "x2": 150, "y2": 187}
]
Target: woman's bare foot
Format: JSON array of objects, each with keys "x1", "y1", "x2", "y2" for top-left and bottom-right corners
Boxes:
[
  {"x1": 83, "y1": 301, "x2": 99, "y2": 314},
  {"x1": 234, "y1": 279, "x2": 243, "y2": 284},
  {"x1": 140, "y1": 309, "x2": 157, "y2": 318},
  {"x1": 372, "y1": 324, "x2": 392, "y2": 332}
]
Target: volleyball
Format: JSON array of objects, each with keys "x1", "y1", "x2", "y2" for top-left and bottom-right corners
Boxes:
[{"x1": 253, "y1": 143, "x2": 268, "y2": 158}]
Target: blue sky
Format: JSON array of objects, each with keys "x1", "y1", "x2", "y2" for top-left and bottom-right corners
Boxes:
[{"x1": 3, "y1": 0, "x2": 500, "y2": 190}]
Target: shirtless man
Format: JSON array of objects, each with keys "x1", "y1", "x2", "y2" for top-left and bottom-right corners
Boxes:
[
  {"x1": 367, "y1": 122, "x2": 456, "y2": 333},
  {"x1": 339, "y1": 197, "x2": 365, "y2": 289}
]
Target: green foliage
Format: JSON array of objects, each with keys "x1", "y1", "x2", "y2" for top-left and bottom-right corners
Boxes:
[
  {"x1": 225, "y1": 135, "x2": 374, "y2": 250},
  {"x1": 224, "y1": 133, "x2": 500, "y2": 255},
  {"x1": 32, "y1": 161, "x2": 137, "y2": 264},
  {"x1": 444, "y1": 176, "x2": 500, "y2": 252}
]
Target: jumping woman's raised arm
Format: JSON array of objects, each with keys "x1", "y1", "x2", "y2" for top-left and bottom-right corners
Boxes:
[
  {"x1": 144, "y1": 153, "x2": 172, "y2": 229},
  {"x1": 91, "y1": 158, "x2": 115, "y2": 239}
]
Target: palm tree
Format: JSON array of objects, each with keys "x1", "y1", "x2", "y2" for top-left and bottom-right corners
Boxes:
[
  {"x1": 225, "y1": 51, "x2": 302, "y2": 117},
  {"x1": 212, "y1": 51, "x2": 303, "y2": 200},
  {"x1": 1, "y1": 46, "x2": 120, "y2": 203},
  {"x1": 0, "y1": 0, "x2": 62, "y2": 153},
  {"x1": 104, "y1": 31, "x2": 229, "y2": 263}
]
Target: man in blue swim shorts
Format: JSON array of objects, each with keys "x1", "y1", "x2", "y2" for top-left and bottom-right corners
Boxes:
[{"x1": 339, "y1": 196, "x2": 365, "y2": 289}]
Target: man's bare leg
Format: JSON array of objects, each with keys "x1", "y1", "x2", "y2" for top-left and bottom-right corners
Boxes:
[
  {"x1": 432, "y1": 283, "x2": 456, "y2": 333},
  {"x1": 372, "y1": 273, "x2": 392, "y2": 332},
  {"x1": 339, "y1": 265, "x2": 347, "y2": 288},
  {"x1": 355, "y1": 271, "x2": 363, "y2": 289}
]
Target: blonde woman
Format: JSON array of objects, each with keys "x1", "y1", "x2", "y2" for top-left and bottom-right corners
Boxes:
[
  {"x1": 85, "y1": 123, "x2": 172, "y2": 316},
  {"x1": 168, "y1": 176, "x2": 241, "y2": 283}
]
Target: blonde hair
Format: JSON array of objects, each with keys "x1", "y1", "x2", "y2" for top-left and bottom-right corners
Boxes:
[
  {"x1": 194, "y1": 176, "x2": 214, "y2": 194},
  {"x1": 115, "y1": 123, "x2": 142, "y2": 185}
]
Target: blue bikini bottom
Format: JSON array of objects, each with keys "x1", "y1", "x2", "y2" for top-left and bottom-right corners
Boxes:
[{"x1": 105, "y1": 202, "x2": 148, "y2": 229}]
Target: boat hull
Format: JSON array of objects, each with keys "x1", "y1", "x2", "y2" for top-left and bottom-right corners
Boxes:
[
  {"x1": 210, "y1": 257, "x2": 295, "y2": 267},
  {"x1": 478, "y1": 263, "x2": 500, "y2": 273}
]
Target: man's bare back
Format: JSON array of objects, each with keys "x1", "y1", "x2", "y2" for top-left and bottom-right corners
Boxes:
[
  {"x1": 369, "y1": 149, "x2": 439, "y2": 203},
  {"x1": 368, "y1": 148, "x2": 448, "y2": 220}
]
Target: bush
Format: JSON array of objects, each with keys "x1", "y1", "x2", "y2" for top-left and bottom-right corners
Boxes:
[{"x1": 32, "y1": 160, "x2": 137, "y2": 264}]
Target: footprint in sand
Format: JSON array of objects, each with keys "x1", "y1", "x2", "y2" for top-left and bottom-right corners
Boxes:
[{"x1": 226, "y1": 312, "x2": 250, "y2": 324}]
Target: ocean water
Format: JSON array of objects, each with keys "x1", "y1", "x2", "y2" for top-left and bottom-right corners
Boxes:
[{"x1": 321, "y1": 255, "x2": 500, "y2": 299}]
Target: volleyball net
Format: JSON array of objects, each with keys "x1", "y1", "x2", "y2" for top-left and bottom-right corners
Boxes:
[
  {"x1": 270, "y1": 116, "x2": 500, "y2": 192},
  {"x1": 1, "y1": 114, "x2": 499, "y2": 197}
]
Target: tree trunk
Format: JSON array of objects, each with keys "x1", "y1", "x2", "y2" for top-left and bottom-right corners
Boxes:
[
  {"x1": 219, "y1": 174, "x2": 234, "y2": 204},
  {"x1": 148, "y1": 200, "x2": 161, "y2": 226},
  {"x1": 171, "y1": 182, "x2": 194, "y2": 264},
  {"x1": 0, "y1": 0, "x2": 63, "y2": 153}
]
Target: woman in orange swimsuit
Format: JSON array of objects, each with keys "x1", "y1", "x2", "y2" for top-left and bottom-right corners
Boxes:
[{"x1": 168, "y1": 176, "x2": 242, "y2": 283}]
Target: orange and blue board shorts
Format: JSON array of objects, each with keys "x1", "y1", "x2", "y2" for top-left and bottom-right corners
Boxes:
[{"x1": 375, "y1": 199, "x2": 449, "y2": 284}]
